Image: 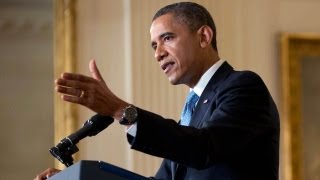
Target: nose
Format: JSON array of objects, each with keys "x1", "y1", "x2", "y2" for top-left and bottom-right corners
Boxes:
[{"x1": 155, "y1": 45, "x2": 168, "y2": 61}]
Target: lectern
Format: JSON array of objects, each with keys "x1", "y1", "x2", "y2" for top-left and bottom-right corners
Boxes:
[{"x1": 48, "y1": 160, "x2": 150, "y2": 180}]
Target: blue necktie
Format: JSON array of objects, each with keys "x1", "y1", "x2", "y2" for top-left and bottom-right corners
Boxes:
[{"x1": 180, "y1": 91, "x2": 199, "y2": 126}]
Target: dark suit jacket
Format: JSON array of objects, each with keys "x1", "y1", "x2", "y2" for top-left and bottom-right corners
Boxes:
[{"x1": 127, "y1": 62, "x2": 280, "y2": 180}]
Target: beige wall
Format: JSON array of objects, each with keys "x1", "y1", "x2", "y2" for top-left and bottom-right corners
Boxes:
[
  {"x1": 74, "y1": 0, "x2": 320, "y2": 178},
  {"x1": 76, "y1": 0, "x2": 130, "y2": 170},
  {"x1": 1, "y1": 0, "x2": 318, "y2": 179},
  {"x1": 0, "y1": 0, "x2": 54, "y2": 179}
]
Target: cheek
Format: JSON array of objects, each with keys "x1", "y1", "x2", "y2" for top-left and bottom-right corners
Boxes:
[
  {"x1": 168, "y1": 42, "x2": 195, "y2": 70},
  {"x1": 170, "y1": 47, "x2": 189, "y2": 65},
  {"x1": 176, "y1": 51, "x2": 193, "y2": 68},
  {"x1": 175, "y1": 57, "x2": 191, "y2": 79}
]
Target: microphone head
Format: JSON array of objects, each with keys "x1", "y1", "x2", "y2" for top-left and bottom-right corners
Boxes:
[{"x1": 84, "y1": 114, "x2": 114, "y2": 136}]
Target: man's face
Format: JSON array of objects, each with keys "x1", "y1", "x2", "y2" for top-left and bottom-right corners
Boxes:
[{"x1": 150, "y1": 14, "x2": 203, "y2": 87}]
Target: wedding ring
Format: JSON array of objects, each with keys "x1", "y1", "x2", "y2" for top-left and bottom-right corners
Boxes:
[{"x1": 79, "y1": 90, "x2": 85, "y2": 98}]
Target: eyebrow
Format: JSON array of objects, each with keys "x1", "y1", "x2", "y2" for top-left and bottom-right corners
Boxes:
[{"x1": 151, "y1": 32, "x2": 175, "y2": 48}]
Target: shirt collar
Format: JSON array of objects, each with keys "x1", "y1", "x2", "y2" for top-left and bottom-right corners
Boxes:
[{"x1": 192, "y1": 59, "x2": 225, "y2": 97}]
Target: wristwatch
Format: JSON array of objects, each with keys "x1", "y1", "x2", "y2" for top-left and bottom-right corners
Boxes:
[{"x1": 119, "y1": 105, "x2": 138, "y2": 125}]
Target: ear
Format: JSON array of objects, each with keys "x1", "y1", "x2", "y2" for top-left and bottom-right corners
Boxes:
[{"x1": 197, "y1": 25, "x2": 213, "y2": 48}]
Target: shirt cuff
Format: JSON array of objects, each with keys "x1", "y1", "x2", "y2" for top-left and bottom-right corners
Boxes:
[{"x1": 126, "y1": 122, "x2": 137, "y2": 137}]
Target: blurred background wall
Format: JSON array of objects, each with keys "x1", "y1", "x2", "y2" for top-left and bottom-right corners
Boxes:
[
  {"x1": 0, "y1": 0, "x2": 319, "y2": 179},
  {"x1": 0, "y1": 0, "x2": 54, "y2": 179}
]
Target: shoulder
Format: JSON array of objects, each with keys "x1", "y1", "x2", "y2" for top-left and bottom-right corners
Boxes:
[
  {"x1": 218, "y1": 70, "x2": 267, "y2": 91},
  {"x1": 217, "y1": 70, "x2": 269, "y2": 97},
  {"x1": 213, "y1": 62, "x2": 265, "y2": 88},
  {"x1": 229, "y1": 70, "x2": 264, "y2": 84}
]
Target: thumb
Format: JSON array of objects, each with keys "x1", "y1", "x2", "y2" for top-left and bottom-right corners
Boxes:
[{"x1": 89, "y1": 59, "x2": 104, "y2": 82}]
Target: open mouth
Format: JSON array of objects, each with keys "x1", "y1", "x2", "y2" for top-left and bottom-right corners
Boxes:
[{"x1": 161, "y1": 62, "x2": 175, "y2": 73}]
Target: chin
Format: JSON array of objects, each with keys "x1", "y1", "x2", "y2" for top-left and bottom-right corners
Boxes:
[
  {"x1": 168, "y1": 76, "x2": 181, "y2": 86},
  {"x1": 169, "y1": 81, "x2": 179, "y2": 85}
]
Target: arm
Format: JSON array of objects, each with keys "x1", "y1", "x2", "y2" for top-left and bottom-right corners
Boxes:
[
  {"x1": 128, "y1": 72, "x2": 279, "y2": 169},
  {"x1": 54, "y1": 61, "x2": 279, "y2": 170}
]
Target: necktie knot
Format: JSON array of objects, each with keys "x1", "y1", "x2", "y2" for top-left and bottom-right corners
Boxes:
[{"x1": 180, "y1": 91, "x2": 199, "y2": 126}]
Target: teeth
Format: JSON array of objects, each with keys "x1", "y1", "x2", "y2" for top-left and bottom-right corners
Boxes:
[
  {"x1": 161, "y1": 62, "x2": 174, "y2": 72},
  {"x1": 163, "y1": 62, "x2": 174, "y2": 73},
  {"x1": 164, "y1": 65, "x2": 169, "y2": 71},
  {"x1": 162, "y1": 62, "x2": 173, "y2": 70}
]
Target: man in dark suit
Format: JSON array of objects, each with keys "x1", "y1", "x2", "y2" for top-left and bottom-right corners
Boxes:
[
  {"x1": 128, "y1": 3, "x2": 280, "y2": 179},
  {"x1": 36, "y1": 2, "x2": 279, "y2": 180}
]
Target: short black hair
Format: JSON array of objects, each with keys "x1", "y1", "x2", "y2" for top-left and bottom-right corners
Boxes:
[{"x1": 153, "y1": 2, "x2": 217, "y2": 51}]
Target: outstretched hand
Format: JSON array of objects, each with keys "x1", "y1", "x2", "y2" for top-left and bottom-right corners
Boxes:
[{"x1": 55, "y1": 59, "x2": 128, "y2": 119}]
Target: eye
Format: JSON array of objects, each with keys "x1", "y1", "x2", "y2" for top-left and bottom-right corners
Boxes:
[
  {"x1": 151, "y1": 42, "x2": 157, "y2": 51},
  {"x1": 164, "y1": 35, "x2": 173, "y2": 41},
  {"x1": 152, "y1": 44, "x2": 157, "y2": 51}
]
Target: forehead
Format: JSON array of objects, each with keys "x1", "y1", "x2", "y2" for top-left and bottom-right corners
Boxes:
[{"x1": 150, "y1": 14, "x2": 187, "y2": 40}]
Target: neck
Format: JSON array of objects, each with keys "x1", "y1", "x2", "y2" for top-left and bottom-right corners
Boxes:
[{"x1": 187, "y1": 50, "x2": 220, "y2": 88}]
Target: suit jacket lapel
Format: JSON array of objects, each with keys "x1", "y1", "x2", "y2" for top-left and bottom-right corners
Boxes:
[
  {"x1": 189, "y1": 62, "x2": 234, "y2": 128},
  {"x1": 172, "y1": 62, "x2": 234, "y2": 179}
]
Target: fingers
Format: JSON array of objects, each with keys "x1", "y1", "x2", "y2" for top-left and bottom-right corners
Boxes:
[
  {"x1": 55, "y1": 78, "x2": 89, "y2": 105},
  {"x1": 54, "y1": 60, "x2": 106, "y2": 105},
  {"x1": 55, "y1": 86, "x2": 88, "y2": 105},
  {"x1": 55, "y1": 74, "x2": 99, "y2": 106},
  {"x1": 89, "y1": 59, "x2": 105, "y2": 82},
  {"x1": 56, "y1": 86, "x2": 85, "y2": 98},
  {"x1": 62, "y1": 71, "x2": 94, "y2": 81},
  {"x1": 55, "y1": 78, "x2": 90, "y2": 90},
  {"x1": 34, "y1": 168, "x2": 61, "y2": 180},
  {"x1": 54, "y1": 59, "x2": 123, "y2": 116},
  {"x1": 56, "y1": 60, "x2": 103, "y2": 90},
  {"x1": 61, "y1": 92, "x2": 92, "y2": 105}
]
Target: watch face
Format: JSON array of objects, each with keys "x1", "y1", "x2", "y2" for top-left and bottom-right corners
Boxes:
[{"x1": 124, "y1": 106, "x2": 138, "y2": 123}]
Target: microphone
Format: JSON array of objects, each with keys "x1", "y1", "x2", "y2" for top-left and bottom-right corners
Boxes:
[
  {"x1": 65, "y1": 114, "x2": 114, "y2": 144},
  {"x1": 49, "y1": 114, "x2": 114, "y2": 167}
]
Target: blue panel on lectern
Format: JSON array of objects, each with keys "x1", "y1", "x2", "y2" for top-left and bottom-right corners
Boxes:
[
  {"x1": 48, "y1": 160, "x2": 150, "y2": 180},
  {"x1": 99, "y1": 161, "x2": 149, "y2": 180}
]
